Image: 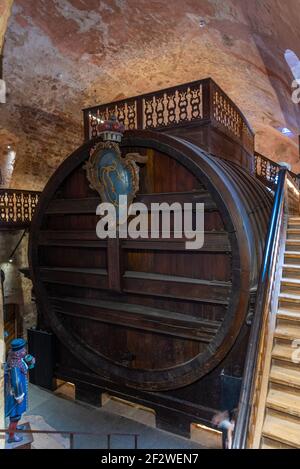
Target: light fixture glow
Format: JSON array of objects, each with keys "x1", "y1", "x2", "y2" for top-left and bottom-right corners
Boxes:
[
  {"x1": 9, "y1": 258, "x2": 13, "y2": 263},
  {"x1": 280, "y1": 127, "x2": 293, "y2": 136}
]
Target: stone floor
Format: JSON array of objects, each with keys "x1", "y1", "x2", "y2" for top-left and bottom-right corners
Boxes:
[{"x1": 13, "y1": 384, "x2": 208, "y2": 449}]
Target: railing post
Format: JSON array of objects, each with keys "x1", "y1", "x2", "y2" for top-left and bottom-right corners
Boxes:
[
  {"x1": 107, "y1": 434, "x2": 111, "y2": 449},
  {"x1": 69, "y1": 432, "x2": 74, "y2": 449},
  {"x1": 134, "y1": 434, "x2": 138, "y2": 449},
  {"x1": 202, "y1": 78, "x2": 212, "y2": 122},
  {"x1": 0, "y1": 280, "x2": 5, "y2": 449},
  {"x1": 136, "y1": 97, "x2": 143, "y2": 130},
  {"x1": 83, "y1": 110, "x2": 90, "y2": 142}
]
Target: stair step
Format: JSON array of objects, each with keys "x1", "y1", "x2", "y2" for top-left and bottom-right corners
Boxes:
[
  {"x1": 275, "y1": 321, "x2": 300, "y2": 340},
  {"x1": 279, "y1": 292, "x2": 300, "y2": 307},
  {"x1": 288, "y1": 218, "x2": 300, "y2": 225},
  {"x1": 288, "y1": 221, "x2": 300, "y2": 228},
  {"x1": 285, "y1": 251, "x2": 300, "y2": 258},
  {"x1": 263, "y1": 412, "x2": 300, "y2": 448},
  {"x1": 281, "y1": 277, "x2": 300, "y2": 286},
  {"x1": 267, "y1": 388, "x2": 300, "y2": 418},
  {"x1": 281, "y1": 277, "x2": 300, "y2": 294},
  {"x1": 272, "y1": 342, "x2": 295, "y2": 363},
  {"x1": 261, "y1": 436, "x2": 296, "y2": 449},
  {"x1": 270, "y1": 364, "x2": 300, "y2": 389},
  {"x1": 283, "y1": 264, "x2": 300, "y2": 279},
  {"x1": 277, "y1": 308, "x2": 300, "y2": 321},
  {"x1": 287, "y1": 230, "x2": 300, "y2": 240},
  {"x1": 283, "y1": 264, "x2": 300, "y2": 271},
  {"x1": 284, "y1": 252, "x2": 300, "y2": 265},
  {"x1": 286, "y1": 240, "x2": 300, "y2": 251}
]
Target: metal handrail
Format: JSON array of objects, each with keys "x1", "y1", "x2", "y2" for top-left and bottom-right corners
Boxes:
[
  {"x1": 0, "y1": 428, "x2": 139, "y2": 449},
  {"x1": 232, "y1": 168, "x2": 287, "y2": 449}
]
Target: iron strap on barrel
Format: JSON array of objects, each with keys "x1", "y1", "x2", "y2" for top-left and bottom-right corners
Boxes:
[{"x1": 232, "y1": 168, "x2": 287, "y2": 449}]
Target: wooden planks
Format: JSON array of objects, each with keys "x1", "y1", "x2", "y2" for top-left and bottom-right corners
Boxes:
[
  {"x1": 122, "y1": 232, "x2": 230, "y2": 252},
  {"x1": 50, "y1": 295, "x2": 221, "y2": 343},
  {"x1": 270, "y1": 364, "x2": 300, "y2": 390},
  {"x1": 275, "y1": 321, "x2": 300, "y2": 340},
  {"x1": 123, "y1": 271, "x2": 231, "y2": 304},
  {"x1": 107, "y1": 236, "x2": 123, "y2": 292},
  {"x1": 40, "y1": 267, "x2": 108, "y2": 289},
  {"x1": 262, "y1": 411, "x2": 300, "y2": 448},
  {"x1": 272, "y1": 342, "x2": 295, "y2": 363},
  {"x1": 45, "y1": 191, "x2": 217, "y2": 215},
  {"x1": 40, "y1": 267, "x2": 231, "y2": 304},
  {"x1": 38, "y1": 230, "x2": 231, "y2": 252},
  {"x1": 267, "y1": 387, "x2": 300, "y2": 419}
]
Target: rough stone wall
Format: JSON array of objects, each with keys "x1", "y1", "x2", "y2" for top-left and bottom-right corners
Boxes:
[
  {"x1": 0, "y1": 105, "x2": 83, "y2": 190},
  {"x1": 0, "y1": 0, "x2": 299, "y2": 192},
  {"x1": 0, "y1": 231, "x2": 37, "y2": 337}
]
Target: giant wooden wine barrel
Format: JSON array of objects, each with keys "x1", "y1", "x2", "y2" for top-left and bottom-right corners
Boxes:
[{"x1": 29, "y1": 130, "x2": 272, "y2": 392}]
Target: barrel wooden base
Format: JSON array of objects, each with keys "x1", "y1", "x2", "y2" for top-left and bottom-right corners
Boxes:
[
  {"x1": 74, "y1": 379, "x2": 192, "y2": 437},
  {"x1": 75, "y1": 382, "x2": 102, "y2": 408},
  {"x1": 58, "y1": 367, "x2": 218, "y2": 438},
  {"x1": 156, "y1": 410, "x2": 192, "y2": 438},
  {"x1": 5, "y1": 422, "x2": 33, "y2": 449}
]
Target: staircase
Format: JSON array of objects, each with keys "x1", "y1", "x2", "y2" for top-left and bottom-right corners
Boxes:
[{"x1": 260, "y1": 216, "x2": 300, "y2": 449}]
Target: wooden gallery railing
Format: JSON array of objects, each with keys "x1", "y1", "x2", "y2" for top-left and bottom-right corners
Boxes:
[
  {"x1": 254, "y1": 151, "x2": 300, "y2": 190},
  {"x1": 83, "y1": 78, "x2": 254, "y2": 155},
  {"x1": 0, "y1": 189, "x2": 40, "y2": 229},
  {"x1": 233, "y1": 170, "x2": 300, "y2": 448}
]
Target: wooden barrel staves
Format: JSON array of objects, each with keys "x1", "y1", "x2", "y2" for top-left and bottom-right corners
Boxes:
[{"x1": 29, "y1": 130, "x2": 272, "y2": 391}]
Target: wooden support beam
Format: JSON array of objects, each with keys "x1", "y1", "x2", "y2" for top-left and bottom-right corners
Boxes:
[
  {"x1": 38, "y1": 230, "x2": 230, "y2": 252},
  {"x1": 50, "y1": 296, "x2": 221, "y2": 343},
  {"x1": 107, "y1": 234, "x2": 123, "y2": 292},
  {"x1": 40, "y1": 267, "x2": 231, "y2": 304},
  {"x1": 40, "y1": 267, "x2": 108, "y2": 290},
  {"x1": 45, "y1": 191, "x2": 217, "y2": 215},
  {"x1": 123, "y1": 271, "x2": 231, "y2": 304}
]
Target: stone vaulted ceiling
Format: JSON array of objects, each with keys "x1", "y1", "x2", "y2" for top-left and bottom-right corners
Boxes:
[{"x1": 0, "y1": 0, "x2": 300, "y2": 189}]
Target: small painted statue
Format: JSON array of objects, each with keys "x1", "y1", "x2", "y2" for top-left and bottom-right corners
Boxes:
[{"x1": 4, "y1": 338, "x2": 35, "y2": 444}]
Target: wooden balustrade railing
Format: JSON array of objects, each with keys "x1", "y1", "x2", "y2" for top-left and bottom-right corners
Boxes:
[
  {"x1": 0, "y1": 189, "x2": 40, "y2": 229},
  {"x1": 233, "y1": 170, "x2": 299, "y2": 448},
  {"x1": 83, "y1": 78, "x2": 254, "y2": 155},
  {"x1": 254, "y1": 151, "x2": 300, "y2": 190}
]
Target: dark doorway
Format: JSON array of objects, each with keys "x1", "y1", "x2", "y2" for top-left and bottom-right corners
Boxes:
[{"x1": 4, "y1": 304, "x2": 22, "y2": 347}]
